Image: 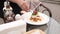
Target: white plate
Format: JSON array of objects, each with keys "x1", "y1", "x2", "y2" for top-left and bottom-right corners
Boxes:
[{"x1": 22, "y1": 12, "x2": 50, "y2": 25}]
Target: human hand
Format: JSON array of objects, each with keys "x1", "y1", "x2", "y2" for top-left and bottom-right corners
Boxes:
[
  {"x1": 9, "y1": 0, "x2": 29, "y2": 11},
  {"x1": 18, "y1": 1, "x2": 29, "y2": 11}
]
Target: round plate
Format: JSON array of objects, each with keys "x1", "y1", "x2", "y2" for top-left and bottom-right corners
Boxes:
[{"x1": 22, "y1": 12, "x2": 49, "y2": 25}]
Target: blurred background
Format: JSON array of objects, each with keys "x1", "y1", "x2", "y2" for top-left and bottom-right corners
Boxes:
[
  {"x1": 0, "y1": 0, "x2": 60, "y2": 24},
  {"x1": 40, "y1": 0, "x2": 60, "y2": 24}
]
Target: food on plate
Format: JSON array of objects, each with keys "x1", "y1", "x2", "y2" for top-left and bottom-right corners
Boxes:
[
  {"x1": 30, "y1": 16, "x2": 41, "y2": 22},
  {"x1": 30, "y1": 10, "x2": 41, "y2": 22},
  {"x1": 24, "y1": 29, "x2": 45, "y2": 34},
  {"x1": 32, "y1": 10, "x2": 37, "y2": 15}
]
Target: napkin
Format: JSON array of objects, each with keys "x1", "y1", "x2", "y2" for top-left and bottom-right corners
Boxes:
[{"x1": 0, "y1": 20, "x2": 26, "y2": 34}]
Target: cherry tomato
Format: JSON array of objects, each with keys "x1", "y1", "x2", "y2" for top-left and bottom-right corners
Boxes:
[{"x1": 33, "y1": 10, "x2": 37, "y2": 15}]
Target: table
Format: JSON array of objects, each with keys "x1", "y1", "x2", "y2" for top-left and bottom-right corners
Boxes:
[
  {"x1": 46, "y1": 18, "x2": 60, "y2": 34},
  {"x1": 0, "y1": 17, "x2": 60, "y2": 34},
  {"x1": 27, "y1": 18, "x2": 60, "y2": 34}
]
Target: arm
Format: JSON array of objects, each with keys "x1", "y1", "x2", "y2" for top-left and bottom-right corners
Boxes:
[{"x1": 9, "y1": 0, "x2": 29, "y2": 11}]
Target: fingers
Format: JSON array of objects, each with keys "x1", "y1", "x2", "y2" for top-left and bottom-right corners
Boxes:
[
  {"x1": 20, "y1": 1, "x2": 29, "y2": 11},
  {"x1": 20, "y1": 10, "x2": 26, "y2": 14}
]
